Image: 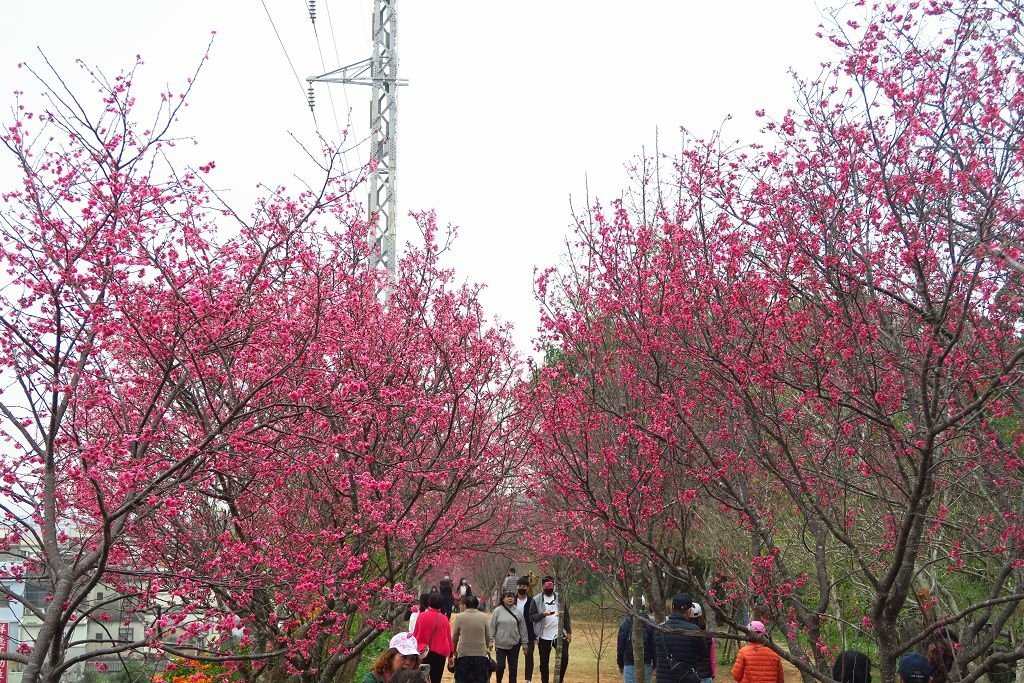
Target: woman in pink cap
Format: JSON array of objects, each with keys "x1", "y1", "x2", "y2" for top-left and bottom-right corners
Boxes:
[
  {"x1": 363, "y1": 632, "x2": 423, "y2": 683},
  {"x1": 731, "y1": 621, "x2": 784, "y2": 683}
]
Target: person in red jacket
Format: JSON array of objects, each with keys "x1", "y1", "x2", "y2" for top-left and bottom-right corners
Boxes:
[
  {"x1": 731, "y1": 621, "x2": 784, "y2": 683},
  {"x1": 412, "y1": 593, "x2": 454, "y2": 683}
]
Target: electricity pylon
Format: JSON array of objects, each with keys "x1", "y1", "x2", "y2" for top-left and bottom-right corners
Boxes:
[{"x1": 308, "y1": 0, "x2": 407, "y2": 277}]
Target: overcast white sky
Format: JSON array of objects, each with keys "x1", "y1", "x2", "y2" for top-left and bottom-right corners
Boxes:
[{"x1": 2, "y1": 1, "x2": 830, "y2": 355}]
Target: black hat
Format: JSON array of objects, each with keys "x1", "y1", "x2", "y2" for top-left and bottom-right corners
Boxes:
[{"x1": 672, "y1": 593, "x2": 694, "y2": 610}]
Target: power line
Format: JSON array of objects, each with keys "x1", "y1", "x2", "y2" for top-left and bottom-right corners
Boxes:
[
  {"x1": 325, "y1": 0, "x2": 362, "y2": 168},
  {"x1": 307, "y1": 0, "x2": 406, "y2": 277},
  {"x1": 261, "y1": 0, "x2": 320, "y2": 130},
  {"x1": 309, "y1": 2, "x2": 347, "y2": 167}
]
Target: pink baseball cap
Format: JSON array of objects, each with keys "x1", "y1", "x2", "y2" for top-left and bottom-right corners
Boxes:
[{"x1": 748, "y1": 620, "x2": 766, "y2": 635}]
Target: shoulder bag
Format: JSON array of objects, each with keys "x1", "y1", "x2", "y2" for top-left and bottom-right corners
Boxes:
[
  {"x1": 656, "y1": 624, "x2": 701, "y2": 683},
  {"x1": 424, "y1": 615, "x2": 440, "y2": 656},
  {"x1": 502, "y1": 604, "x2": 522, "y2": 625}
]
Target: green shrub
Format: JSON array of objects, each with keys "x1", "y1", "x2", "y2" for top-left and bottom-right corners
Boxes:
[{"x1": 353, "y1": 631, "x2": 393, "y2": 682}]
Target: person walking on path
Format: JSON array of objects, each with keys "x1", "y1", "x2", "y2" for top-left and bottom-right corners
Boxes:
[
  {"x1": 731, "y1": 620, "x2": 783, "y2": 683},
  {"x1": 458, "y1": 578, "x2": 473, "y2": 601},
  {"x1": 439, "y1": 573, "x2": 455, "y2": 618},
  {"x1": 524, "y1": 571, "x2": 539, "y2": 598},
  {"x1": 362, "y1": 632, "x2": 423, "y2": 683},
  {"x1": 833, "y1": 651, "x2": 871, "y2": 683},
  {"x1": 691, "y1": 603, "x2": 715, "y2": 683},
  {"x1": 927, "y1": 633, "x2": 955, "y2": 683},
  {"x1": 531, "y1": 575, "x2": 571, "y2": 683},
  {"x1": 408, "y1": 593, "x2": 430, "y2": 635},
  {"x1": 412, "y1": 593, "x2": 454, "y2": 683},
  {"x1": 654, "y1": 594, "x2": 708, "y2": 683},
  {"x1": 451, "y1": 594, "x2": 493, "y2": 683},
  {"x1": 898, "y1": 653, "x2": 933, "y2": 683},
  {"x1": 492, "y1": 590, "x2": 529, "y2": 683},
  {"x1": 503, "y1": 567, "x2": 521, "y2": 595},
  {"x1": 514, "y1": 575, "x2": 540, "y2": 683},
  {"x1": 617, "y1": 612, "x2": 654, "y2": 683}
]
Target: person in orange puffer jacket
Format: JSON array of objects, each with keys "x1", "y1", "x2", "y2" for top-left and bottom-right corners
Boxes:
[{"x1": 732, "y1": 621, "x2": 784, "y2": 683}]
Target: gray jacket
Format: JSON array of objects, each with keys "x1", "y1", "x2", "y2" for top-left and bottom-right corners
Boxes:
[{"x1": 490, "y1": 604, "x2": 528, "y2": 649}]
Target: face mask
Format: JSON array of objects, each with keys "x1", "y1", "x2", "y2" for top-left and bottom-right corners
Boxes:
[{"x1": 517, "y1": 588, "x2": 527, "y2": 595}]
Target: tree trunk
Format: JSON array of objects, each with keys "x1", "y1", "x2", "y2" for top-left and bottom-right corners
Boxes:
[
  {"x1": 633, "y1": 613, "x2": 647, "y2": 683},
  {"x1": 877, "y1": 621, "x2": 900, "y2": 683},
  {"x1": 553, "y1": 583, "x2": 566, "y2": 683},
  {"x1": 23, "y1": 576, "x2": 72, "y2": 683},
  {"x1": 633, "y1": 562, "x2": 648, "y2": 683}
]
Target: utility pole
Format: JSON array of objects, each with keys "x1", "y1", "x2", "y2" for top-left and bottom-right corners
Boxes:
[{"x1": 308, "y1": 0, "x2": 407, "y2": 277}]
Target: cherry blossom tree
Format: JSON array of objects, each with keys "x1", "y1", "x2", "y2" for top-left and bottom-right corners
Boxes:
[
  {"x1": 134, "y1": 212, "x2": 527, "y2": 683},
  {"x1": 527, "y1": 2, "x2": 1024, "y2": 682},
  {"x1": 0, "y1": 57, "x2": 522, "y2": 683}
]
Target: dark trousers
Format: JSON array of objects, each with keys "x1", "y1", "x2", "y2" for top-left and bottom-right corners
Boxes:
[
  {"x1": 496, "y1": 644, "x2": 521, "y2": 683},
  {"x1": 454, "y1": 655, "x2": 490, "y2": 683},
  {"x1": 522, "y1": 639, "x2": 535, "y2": 681},
  {"x1": 537, "y1": 638, "x2": 569, "y2": 683},
  {"x1": 423, "y1": 651, "x2": 446, "y2": 683}
]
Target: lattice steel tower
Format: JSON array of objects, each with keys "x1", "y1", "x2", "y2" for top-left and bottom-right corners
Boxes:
[{"x1": 308, "y1": 0, "x2": 407, "y2": 276}]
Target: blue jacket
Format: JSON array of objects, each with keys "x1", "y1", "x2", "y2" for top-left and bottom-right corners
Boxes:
[{"x1": 617, "y1": 616, "x2": 655, "y2": 669}]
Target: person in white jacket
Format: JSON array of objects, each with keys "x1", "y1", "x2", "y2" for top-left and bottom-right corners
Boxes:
[{"x1": 407, "y1": 593, "x2": 429, "y2": 634}]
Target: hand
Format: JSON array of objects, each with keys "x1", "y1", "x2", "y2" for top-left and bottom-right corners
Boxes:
[{"x1": 566, "y1": 633, "x2": 572, "y2": 643}]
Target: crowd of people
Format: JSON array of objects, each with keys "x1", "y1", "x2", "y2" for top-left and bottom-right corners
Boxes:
[
  {"x1": 620, "y1": 592, "x2": 962, "y2": 683},
  {"x1": 366, "y1": 569, "x2": 570, "y2": 683},
  {"x1": 369, "y1": 581, "x2": 958, "y2": 683}
]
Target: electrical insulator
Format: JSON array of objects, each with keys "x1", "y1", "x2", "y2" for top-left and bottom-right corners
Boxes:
[
  {"x1": 307, "y1": 85, "x2": 315, "y2": 112},
  {"x1": 308, "y1": 0, "x2": 317, "y2": 24}
]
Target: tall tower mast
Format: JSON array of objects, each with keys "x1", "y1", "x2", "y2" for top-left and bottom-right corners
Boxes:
[{"x1": 308, "y1": 0, "x2": 406, "y2": 276}]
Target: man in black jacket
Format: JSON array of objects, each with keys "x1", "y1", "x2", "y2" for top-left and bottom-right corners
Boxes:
[
  {"x1": 515, "y1": 576, "x2": 539, "y2": 683},
  {"x1": 654, "y1": 594, "x2": 708, "y2": 683}
]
